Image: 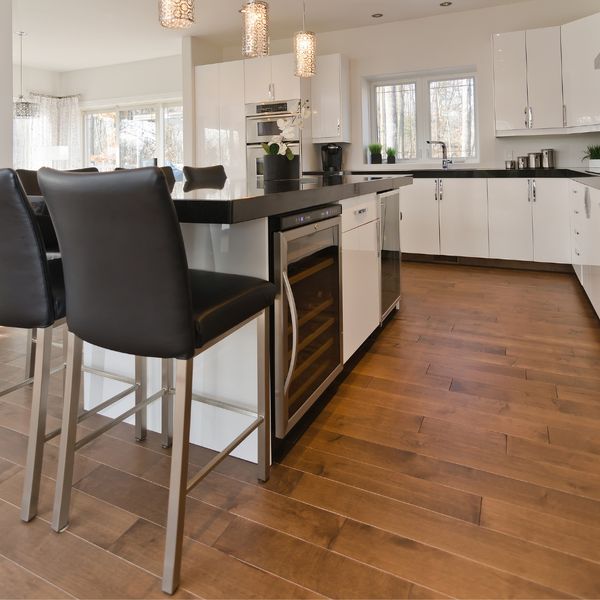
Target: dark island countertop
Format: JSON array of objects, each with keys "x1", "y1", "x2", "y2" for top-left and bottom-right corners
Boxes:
[{"x1": 173, "y1": 174, "x2": 411, "y2": 224}]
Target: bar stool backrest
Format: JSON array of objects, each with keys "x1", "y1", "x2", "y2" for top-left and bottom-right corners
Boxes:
[
  {"x1": 38, "y1": 167, "x2": 196, "y2": 359},
  {"x1": 0, "y1": 169, "x2": 57, "y2": 328},
  {"x1": 183, "y1": 165, "x2": 226, "y2": 192}
]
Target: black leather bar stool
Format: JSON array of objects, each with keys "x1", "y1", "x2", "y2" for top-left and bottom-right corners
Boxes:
[
  {"x1": 183, "y1": 164, "x2": 226, "y2": 191},
  {"x1": 38, "y1": 167, "x2": 275, "y2": 595},
  {"x1": 0, "y1": 169, "x2": 67, "y2": 522}
]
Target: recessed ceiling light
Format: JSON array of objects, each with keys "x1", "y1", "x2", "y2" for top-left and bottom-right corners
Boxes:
[
  {"x1": 440, "y1": 2, "x2": 453, "y2": 6},
  {"x1": 372, "y1": 13, "x2": 383, "y2": 18}
]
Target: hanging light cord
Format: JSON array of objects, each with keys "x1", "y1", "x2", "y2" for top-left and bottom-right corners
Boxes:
[
  {"x1": 302, "y1": 0, "x2": 306, "y2": 31},
  {"x1": 19, "y1": 32, "x2": 24, "y2": 99}
]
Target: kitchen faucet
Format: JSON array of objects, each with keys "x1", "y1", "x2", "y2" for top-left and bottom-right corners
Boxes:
[{"x1": 427, "y1": 141, "x2": 453, "y2": 170}]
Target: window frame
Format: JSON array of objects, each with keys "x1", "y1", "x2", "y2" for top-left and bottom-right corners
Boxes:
[
  {"x1": 82, "y1": 99, "x2": 183, "y2": 170},
  {"x1": 369, "y1": 70, "x2": 479, "y2": 165}
]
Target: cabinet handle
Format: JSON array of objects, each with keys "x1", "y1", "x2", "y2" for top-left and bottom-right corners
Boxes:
[
  {"x1": 269, "y1": 83, "x2": 274, "y2": 100},
  {"x1": 354, "y1": 208, "x2": 368, "y2": 215},
  {"x1": 438, "y1": 179, "x2": 443, "y2": 201},
  {"x1": 524, "y1": 107, "x2": 529, "y2": 128},
  {"x1": 434, "y1": 179, "x2": 439, "y2": 201},
  {"x1": 532, "y1": 179, "x2": 536, "y2": 203},
  {"x1": 527, "y1": 179, "x2": 531, "y2": 203},
  {"x1": 337, "y1": 120, "x2": 341, "y2": 135},
  {"x1": 575, "y1": 229, "x2": 581, "y2": 236},
  {"x1": 563, "y1": 104, "x2": 567, "y2": 127},
  {"x1": 575, "y1": 249, "x2": 581, "y2": 257},
  {"x1": 574, "y1": 209, "x2": 580, "y2": 215},
  {"x1": 528, "y1": 106, "x2": 533, "y2": 129},
  {"x1": 585, "y1": 188, "x2": 592, "y2": 219},
  {"x1": 282, "y1": 271, "x2": 298, "y2": 395}
]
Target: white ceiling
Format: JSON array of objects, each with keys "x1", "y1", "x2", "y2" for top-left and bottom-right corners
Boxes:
[{"x1": 13, "y1": 0, "x2": 526, "y2": 72}]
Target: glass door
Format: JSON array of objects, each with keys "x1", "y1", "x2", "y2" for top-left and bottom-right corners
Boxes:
[
  {"x1": 379, "y1": 191, "x2": 402, "y2": 320},
  {"x1": 275, "y1": 219, "x2": 343, "y2": 437}
]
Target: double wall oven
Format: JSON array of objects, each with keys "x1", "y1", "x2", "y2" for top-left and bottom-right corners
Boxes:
[
  {"x1": 246, "y1": 100, "x2": 301, "y2": 195},
  {"x1": 271, "y1": 205, "x2": 343, "y2": 438}
]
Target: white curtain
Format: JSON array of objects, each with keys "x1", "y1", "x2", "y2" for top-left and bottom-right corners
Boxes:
[{"x1": 13, "y1": 94, "x2": 82, "y2": 170}]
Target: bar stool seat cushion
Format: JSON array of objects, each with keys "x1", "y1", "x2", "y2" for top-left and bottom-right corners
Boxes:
[{"x1": 189, "y1": 269, "x2": 276, "y2": 348}]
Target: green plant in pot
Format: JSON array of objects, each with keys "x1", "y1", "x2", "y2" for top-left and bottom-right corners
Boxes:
[
  {"x1": 386, "y1": 147, "x2": 397, "y2": 164},
  {"x1": 261, "y1": 100, "x2": 310, "y2": 181},
  {"x1": 583, "y1": 144, "x2": 600, "y2": 174},
  {"x1": 369, "y1": 143, "x2": 383, "y2": 164}
]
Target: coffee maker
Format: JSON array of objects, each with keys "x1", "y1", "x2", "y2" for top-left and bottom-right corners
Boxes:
[{"x1": 321, "y1": 144, "x2": 343, "y2": 174}]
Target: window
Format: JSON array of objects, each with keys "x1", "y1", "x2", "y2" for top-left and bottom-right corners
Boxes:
[
  {"x1": 372, "y1": 73, "x2": 477, "y2": 163},
  {"x1": 84, "y1": 102, "x2": 183, "y2": 176}
]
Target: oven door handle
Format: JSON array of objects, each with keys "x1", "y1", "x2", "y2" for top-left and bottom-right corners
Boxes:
[{"x1": 282, "y1": 270, "x2": 299, "y2": 395}]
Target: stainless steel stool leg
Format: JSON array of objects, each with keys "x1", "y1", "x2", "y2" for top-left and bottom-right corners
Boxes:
[
  {"x1": 20, "y1": 326, "x2": 53, "y2": 522},
  {"x1": 162, "y1": 358, "x2": 193, "y2": 595},
  {"x1": 25, "y1": 329, "x2": 36, "y2": 379},
  {"x1": 51, "y1": 332, "x2": 83, "y2": 532},
  {"x1": 161, "y1": 358, "x2": 174, "y2": 449},
  {"x1": 257, "y1": 309, "x2": 271, "y2": 483},
  {"x1": 134, "y1": 356, "x2": 147, "y2": 442}
]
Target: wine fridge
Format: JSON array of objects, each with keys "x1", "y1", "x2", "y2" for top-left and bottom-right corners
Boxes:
[{"x1": 272, "y1": 205, "x2": 343, "y2": 438}]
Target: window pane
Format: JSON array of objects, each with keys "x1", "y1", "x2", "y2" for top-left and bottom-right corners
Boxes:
[
  {"x1": 119, "y1": 107, "x2": 157, "y2": 168},
  {"x1": 164, "y1": 105, "x2": 184, "y2": 181},
  {"x1": 374, "y1": 82, "x2": 417, "y2": 160},
  {"x1": 85, "y1": 112, "x2": 117, "y2": 171},
  {"x1": 429, "y1": 77, "x2": 476, "y2": 159}
]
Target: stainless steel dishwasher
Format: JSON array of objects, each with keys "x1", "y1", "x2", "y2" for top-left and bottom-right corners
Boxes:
[{"x1": 272, "y1": 204, "x2": 343, "y2": 438}]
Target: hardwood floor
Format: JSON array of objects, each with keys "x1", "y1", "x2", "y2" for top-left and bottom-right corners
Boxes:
[{"x1": 1, "y1": 262, "x2": 600, "y2": 598}]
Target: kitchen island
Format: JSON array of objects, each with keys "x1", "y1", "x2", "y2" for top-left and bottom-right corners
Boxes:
[{"x1": 75, "y1": 174, "x2": 412, "y2": 462}]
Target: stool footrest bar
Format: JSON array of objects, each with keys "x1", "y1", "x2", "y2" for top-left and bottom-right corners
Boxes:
[
  {"x1": 83, "y1": 366, "x2": 135, "y2": 386},
  {"x1": 191, "y1": 393, "x2": 258, "y2": 419},
  {"x1": 186, "y1": 416, "x2": 263, "y2": 494}
]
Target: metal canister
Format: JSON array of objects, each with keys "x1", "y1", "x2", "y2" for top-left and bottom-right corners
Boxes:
[
  {"x1": 517, "y1": 156, "x2": 529, "y2": 169},
  {"x1": 541, "y1": 149, "x2": 555, "y2": 169},
  {"x1": 505, "y1": 160, "x2": 516, "y2": 170},
  {"x1": 528, "y1": 152, "x2": 542, "y2": 169}
]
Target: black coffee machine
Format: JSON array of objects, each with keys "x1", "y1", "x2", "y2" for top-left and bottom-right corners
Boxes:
[{"x1": 321, "y1": 144, "x2": 343, "y2": 174}]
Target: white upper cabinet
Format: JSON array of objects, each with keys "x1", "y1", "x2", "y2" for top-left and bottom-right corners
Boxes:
[
  {"x1": 488, "y1": 179, "x2": 533, "y2": 261},
  {"x1": 493, "y1": 27, "x2": 564, "y2": 132},
  {"x1": 439, "y1": 179, "x2": 489, "y2": 258},
  {"x1": 493, "y1": 31, "x2": 528, "y2": 131},
  {"x1": 311, "y1": 54, "x2": 351, "y2": 143},
  {"x1": 531, "y1": 178, "x2": 571, "y2": 264},
  {"x1": 244, "y1": 54, "x2": 301, "y2": 104},
  {"x1": 400, "y1": 179, "x2": 440, "y2": 255},
  {"x1": 195, "y1": 63, "x2": 221, "y2": 166},
  {"x1": 562, "y1": 12, "x2": 600, "y2": 127},
  {"x1": 526, "y1": 27, "x2": 564, "y2": 130}
]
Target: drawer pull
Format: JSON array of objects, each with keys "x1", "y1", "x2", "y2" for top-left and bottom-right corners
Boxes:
[{"x1": 354, "y1": 208, "x2": 368, "y2": 215}]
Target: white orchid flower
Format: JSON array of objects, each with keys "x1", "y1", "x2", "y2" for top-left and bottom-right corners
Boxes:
[
  {"x1": 271, "y1": 135, "x2": 283, "y2": 144},
  {"x1": 278, "y1": 144, "x2": 288, "y2": 156},
  {"x1": 277, "y1": 118, "x2": 290, "y2": 130},
  {"x1": 301, "y1": 107, "x2": 311, "y2": 120},
  {"x1": 282, "y1": 127, "x2": 296, "y2": 140}
]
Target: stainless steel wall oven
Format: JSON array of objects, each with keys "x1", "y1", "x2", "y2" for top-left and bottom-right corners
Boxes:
[{"x1": 272, "y1": 205, "x2": 343, "y2": 438}]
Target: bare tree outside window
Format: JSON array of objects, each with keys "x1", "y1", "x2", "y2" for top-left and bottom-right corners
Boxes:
[
  {"x1": 85, "y1": 112, "x2": 117, "y2": 171},
  {"x1": 429, "y1": 77, "x2": 476, "y2": 159},
  {"x1": 374, "y1": 82, "x2": 417, "y2": 160}
]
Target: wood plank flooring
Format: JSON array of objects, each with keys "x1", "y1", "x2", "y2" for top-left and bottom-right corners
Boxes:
[{"x1": 1, "y1": 262, "x2": 600, "y2": 598}]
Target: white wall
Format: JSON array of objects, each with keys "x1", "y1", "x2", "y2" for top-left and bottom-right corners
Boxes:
[
  {"x1": 223, "y1": 0, "x2": 600, "y2": 169},
  {"x1": 12, "y1": 65, "x2": 61, "y2": 98},
  {"x1": 1, "y1": 0, "x2": 13, "y2": 167},
  {"x1": 60, "y1": 54, "x2": 183, "y2": 106}
]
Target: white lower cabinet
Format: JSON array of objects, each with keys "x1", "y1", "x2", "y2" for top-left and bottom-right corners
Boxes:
[
  {"x1": 569, "y1": 181, "x2": 586, "y2": 285},
  {"x1": 488, "y1": 179, "x2": 533, "y2": 261},
  {"x1": 532, "y1": 179, "x2": 571, "y2": 264},
  {"x1": 439, "y1": 179, "x2": 489, "y2": 258},
  {"x1": 400, "y1": 179, "x2": 440, "y2": 255},
  {"x1": 341, "y1": 195, "x2": 381, "y2": 363},
  {"x1": 580, "y1": 185, "x2": 600, "y2": 315}
]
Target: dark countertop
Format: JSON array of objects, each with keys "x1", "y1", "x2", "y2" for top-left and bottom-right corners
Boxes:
[
  {"x1": 173, "y1": 175, "x2": 411, "y2": 224},
  {"x1": 29, "y1": 174, "x2": 412, "y2": 225},
  {"x1": 347, "y1": 168, "x2": 599, "y2": 179}
]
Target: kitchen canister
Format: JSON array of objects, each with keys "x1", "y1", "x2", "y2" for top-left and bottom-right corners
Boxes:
[
  {"x1": 517, "y1": 156, "x2": 529, "y2": 169},
  {"x1": 505, "y1": 160, "x2": 516, "y2": 170},
  {"x1": 541, "y1": 149, "x2": 556, "y2": 169},
  {"x1": 528, "y1": 152, "x2": 542, "y2": 169}
]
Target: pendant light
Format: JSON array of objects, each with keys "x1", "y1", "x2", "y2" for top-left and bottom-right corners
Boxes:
[
  {"x1": 294, "y1": 1, "x2": 316, "y2": 78},
  {"x1": 242, "y1": 1, "x2": 270, "y2": 58},
  {"x1": 14, "y1": 31, "x2": 38, "y2": 119},
  {"x1": 159, "y1": 0, "x2": 194, "y2": 29}
]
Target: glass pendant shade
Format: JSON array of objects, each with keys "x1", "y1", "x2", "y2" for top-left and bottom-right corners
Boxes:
[
  {"x1": 159, "y1": 0, "x2": 194, "y2": 29},
  {"x1": 14, "y1": 98, "x2": 39, "y2": 119},
  {"x1": 294, "y1": 30, "x2": 316, "y2": 77},
  {"x1": 242, "y1": 1, "x2": 269, "y2": 58}
]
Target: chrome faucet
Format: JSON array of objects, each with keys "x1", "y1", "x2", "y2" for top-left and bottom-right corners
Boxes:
[{"x1": 427, "y1": 141, "x2": 453, "y2": 170}]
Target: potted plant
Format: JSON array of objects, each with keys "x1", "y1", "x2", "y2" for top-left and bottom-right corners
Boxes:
[
  {"x1": 368, "y1": 143, "x2": 383, "y2": 164},
  {"x1": 262, "y1": 101, "x2": 310, "y2": 181},
  {"x1": 386, "y1": 148, "x2": 397, "y2": 164},
  {"x1": 584, "y1": 144, "x2": 600, "y2": 173}
]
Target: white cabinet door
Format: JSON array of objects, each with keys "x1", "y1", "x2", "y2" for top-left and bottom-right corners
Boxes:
[
  {"x1": 219, "y1": 60, "x2": 246, "y2": 179},
  {"x1": 400, "y1": 179, "x2": 440, "y2": 255},
  {"x1": 526, "y1": 27, "x2": 564, "y2": 130},
  {"x1": 271, "y1": 54, "x2": 301, "y2": 101},
  {"x1": 493, "y1": 31, "x2": 528, "y2": 131},
  {"x1": 562, "y1": 12, "x2": 600, "y2": 127},
  {"x1": 244, "y1": 56, "x2": 272, "y2": 103},
  {"x1": 583, "y1": 187, "x2": 600, "y2": 315},
  {"x1": 311, "y1": 54, "x2": 351, "y2": 143},
  {"x1": 488, "y1": 179, "x2": 533, "y2": 261},
  {"x1": 439, "y1": 179, "x2": 489, "y2": 258},
  {"x1": 570, "y1": 181, "x2": 586, "y2": 284},
  {"x1": 342, "y1": 220, "x2": 380, "y2": 363},
  {"x1": 195, "y1": 63, "x2": 221, "y2": 166},
  {"x1": 532, "y1": 179, "x2": 570, "y2": 264}
]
